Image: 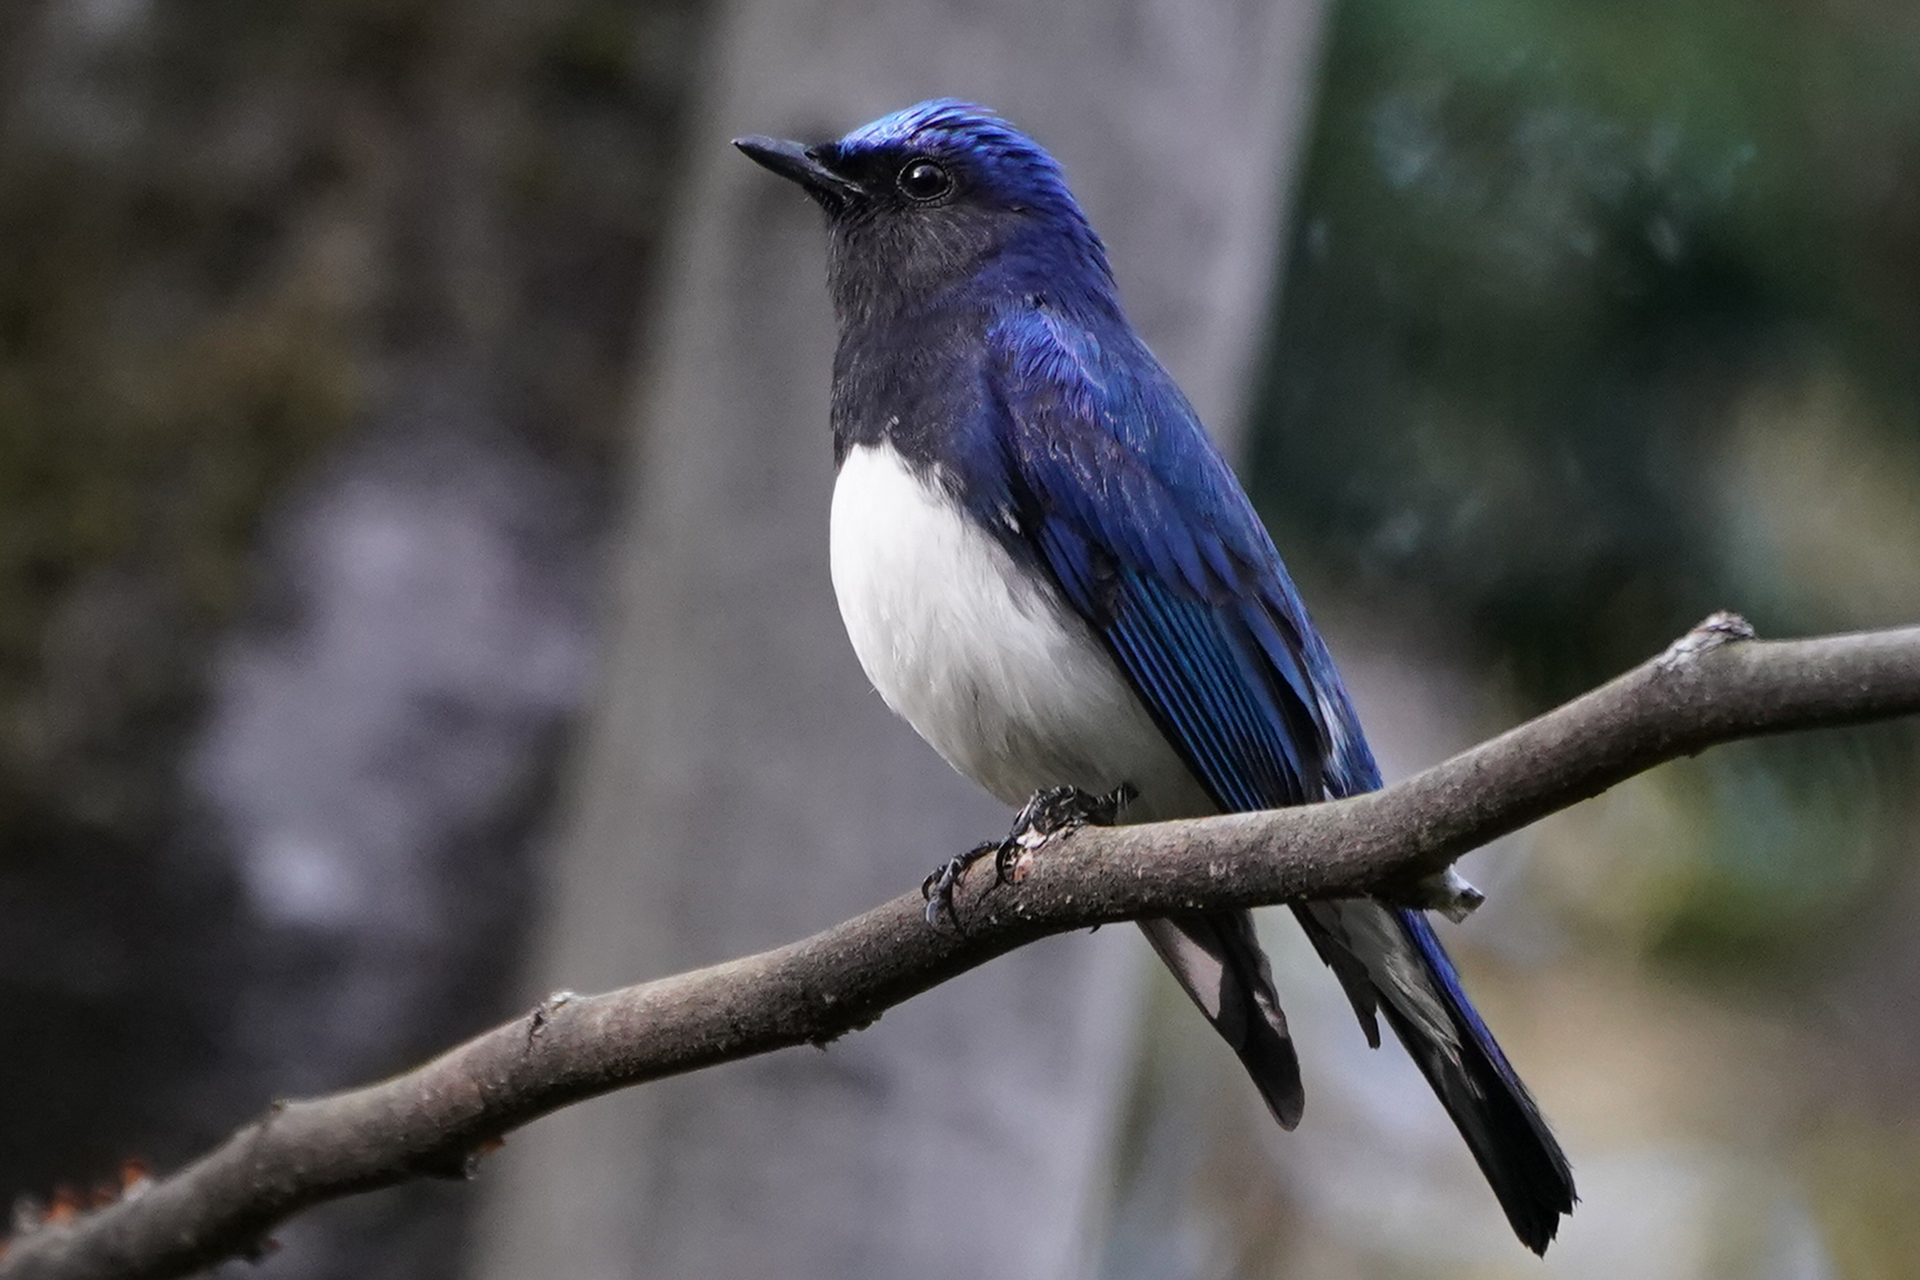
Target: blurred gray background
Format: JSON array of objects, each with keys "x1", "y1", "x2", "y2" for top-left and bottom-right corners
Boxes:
[{"x1": 0, "y1": 0, "x2": 1916, "y2": 1277}]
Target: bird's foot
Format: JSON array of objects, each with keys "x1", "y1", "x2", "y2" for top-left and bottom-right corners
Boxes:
[
  {"x1": 920, "y1": 783, "x2": 1137, "y2": 931},
  {"x1": 990, "y1": 784, "x2": 1136, "y2": 883},
  {"x1": 921, "y1": 841, "x2": 1000, "y2": 931},
  {"x1": 1398, "y1": 868, "x2": 1487, "y2": 923}
]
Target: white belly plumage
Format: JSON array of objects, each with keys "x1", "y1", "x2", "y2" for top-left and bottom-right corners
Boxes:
[{"x1": 829, "y1": 441, "x2": 1212, "y2": 823}]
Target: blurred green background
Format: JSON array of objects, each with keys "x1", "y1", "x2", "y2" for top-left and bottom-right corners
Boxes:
[
  {"x1": 1259, "y1": 0, "x2": 1920, "y2": 966},
  {"x1": 1231, "y1": 0, "x2": 1920, "y2": 1274},
  {"x1": 0, "y1": 0, "x2": 1916, "y2": 1276}
]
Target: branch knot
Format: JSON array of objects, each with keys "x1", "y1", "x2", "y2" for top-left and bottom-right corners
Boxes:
[{"x1": 1656, "y1": 610, "x2": 1756, "y2": 670}]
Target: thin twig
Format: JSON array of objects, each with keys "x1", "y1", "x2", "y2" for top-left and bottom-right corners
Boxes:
[{"x1": 5, "y1": 616, "x2": 1919, "y2": 1280}]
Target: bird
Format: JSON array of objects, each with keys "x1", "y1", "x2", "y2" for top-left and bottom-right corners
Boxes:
[{"x1": 735, "y1": 99, "x2": 1575, "y2": 1254}]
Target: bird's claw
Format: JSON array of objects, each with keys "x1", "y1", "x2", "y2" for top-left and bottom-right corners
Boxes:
[
  {"x1": 999, "y1": 783, "x2": 1136, "y2": 881},
  {"x1": 922, "y1": 841, "x2": 999, "y2": 930},
  {"x1": 920, "y1": 784, "x2": 1137, "y2": 932},
  {"x1": 1007, "y1": 783, "x2": 1136, "y2": 850}
]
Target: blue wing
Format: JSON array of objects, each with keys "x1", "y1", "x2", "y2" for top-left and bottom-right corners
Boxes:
[
  {"x1": 979, "y1": 305, "x2": 1370, "y2": 803},
  {"x1": 981, "y1": 305, "x2": 1574, "y2": 1253}
]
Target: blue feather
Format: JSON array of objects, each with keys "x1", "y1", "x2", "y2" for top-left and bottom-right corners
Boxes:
[
  {"x1": 986, "y1": 295, "x2": 1575, "y2": 1252},
  {"x1": 741, "y1": 97, "x2": 1576, "y2": 1253}
]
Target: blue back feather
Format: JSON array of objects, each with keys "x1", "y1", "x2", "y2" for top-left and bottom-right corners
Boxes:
[
  {"x1": 981, "y1": 304, "x2": 1366, "y2": 811},
  {"x1": 977, "y1": 288, "x2": 1572, "y2": 1251},
  {"x1": 813, "y1": 101, "x2": 1575, "y2": 1251}
]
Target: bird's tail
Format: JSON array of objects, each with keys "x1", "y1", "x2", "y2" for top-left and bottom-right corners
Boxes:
[
  {"x1": 1138, "y1": 910, "x2": 1303, "y2": 1128},
  {"x1": 1295, "y1": 900, "x2": 1577, "y2": 1254}
]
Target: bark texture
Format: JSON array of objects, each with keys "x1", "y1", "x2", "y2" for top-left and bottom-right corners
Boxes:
[{"x1": 2, "y1": 619, "x2": 1916, "y2": 1280}]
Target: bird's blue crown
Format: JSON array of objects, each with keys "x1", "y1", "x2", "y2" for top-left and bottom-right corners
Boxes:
[
  {"x1": 837, "y1": 101, "x2": 1068, "y2": 196},
  {"x1": 829, "y1": 99, "x2": 1109, "y2": 290}
]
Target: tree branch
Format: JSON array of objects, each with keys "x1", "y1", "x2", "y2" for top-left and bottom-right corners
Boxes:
[{"x1": 6, "y1": 615, "x2": 1919, "y2": 1280}]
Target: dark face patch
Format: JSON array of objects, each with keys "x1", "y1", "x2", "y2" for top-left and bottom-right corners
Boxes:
[{"x1": 817, "y1": 143, "x2": 1014, "y2": 325}]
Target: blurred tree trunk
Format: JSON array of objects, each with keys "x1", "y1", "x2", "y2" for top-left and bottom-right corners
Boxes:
[{"x1": 469, "y1": 2, "x2": 1329, "y2": 1277}]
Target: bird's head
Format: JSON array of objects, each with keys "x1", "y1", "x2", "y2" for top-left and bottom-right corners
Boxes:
[{"x1": 735, "y1": 100, "x2": 1113, "y2": 323}]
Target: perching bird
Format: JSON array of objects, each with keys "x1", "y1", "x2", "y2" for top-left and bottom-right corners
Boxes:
[{"x1": 736, "y1": 100, "x2": 1575, "y2": 1253}]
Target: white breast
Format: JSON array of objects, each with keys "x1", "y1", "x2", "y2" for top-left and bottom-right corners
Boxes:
[{"x1": 829, "y1": 441, "x2": 1211, "y2": 821}]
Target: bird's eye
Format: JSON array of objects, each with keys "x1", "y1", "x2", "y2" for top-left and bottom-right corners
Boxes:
[{"x1": 896, "y1": 157, "x2": 953, "y2": 203}]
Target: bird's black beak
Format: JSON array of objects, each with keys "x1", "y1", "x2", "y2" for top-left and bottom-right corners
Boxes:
[{"x1": 733, "y1": 135, "x2": 865, "y2": 203}]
